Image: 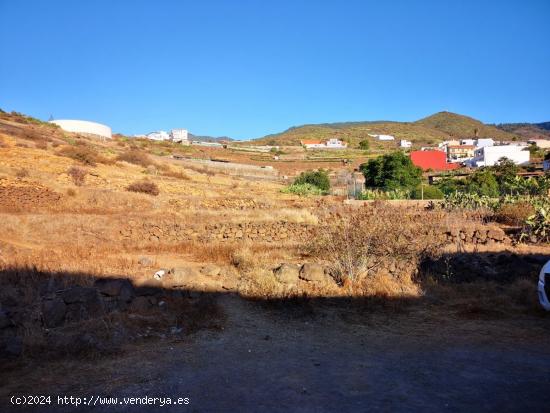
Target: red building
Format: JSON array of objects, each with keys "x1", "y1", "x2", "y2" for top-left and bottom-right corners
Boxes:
[{"x1": 410, "y1": 150, "x2": 458, "y2": 171}]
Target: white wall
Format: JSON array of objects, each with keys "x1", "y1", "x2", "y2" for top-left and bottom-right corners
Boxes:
[
  {"x1": 474, "y1": 146, "x2": 530, "y2": 167},
  {"x1": 50, "y1": 119, "x2": 112, "y2": 139}
]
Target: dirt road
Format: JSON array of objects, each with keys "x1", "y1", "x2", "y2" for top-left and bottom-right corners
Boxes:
[{"x1": 2, "y1": 295, "x2": 550, "y2": 412}]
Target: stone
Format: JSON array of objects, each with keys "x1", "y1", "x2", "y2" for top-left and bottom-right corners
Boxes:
[
  {"x1": 94, "y1": 278, "x2": 135, "y2": 301},
  {"x1": 487, "y1": 227, "x2": 505, "y2": 241},
  {"x1": 273, "y1": 263, "x2": 300, "y2": 285},
  {"x1": 138, "y1": 256, "x2": 153, "y2": 266},
  {"x1": 130, "y1": 296, "x2": 151, "y2": 313},
  {"x1": 61, "y1": 286, "x2": 99, "y2": 305},
  {"x1": 42, "y1": 298, "x2": 67, "y2": 328},
  {"x1": 162, "y1": 267, "x2": 200, "y2": 288},
  {"x1": 299, "y1": 263, "x2": 330, "y2": 283},
  {"x1": 200, "y1": 264, "x2": 221, "y2": 277},
  {"x1": 0, "y1": 309, "x2": 13, "y2": 329}
]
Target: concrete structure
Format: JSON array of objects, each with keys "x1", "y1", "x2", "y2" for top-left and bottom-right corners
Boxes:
[
  {"x1": 475, "y1": 138, "x2": 494, "y2": 148},
  {"x1": 369, "y1": 134, "x2": 395, "y2": 141},
  {"x1": 528, "y1": 139, "x2": 550, "y2": 149},
  {"x1": 146, "y1": 131, "x2": 170, "y2": 141},
  {"x1": 410, "y1": 150, "x2": 459, "y2": 171},
  {"x1": 400, "y1": 139, "x2": 412, "y2": 148},
  {"x1": 49, "y1": 119, "x2": 112, "y2": 140},
  {"x1": 472, "y1": 145, "x2": 530, "y2": 167},
  {"x1": 461, "y1": 139, "x2": 476, "y2": 146},
  {"x1": 447, "y1": 145, "x2": 475, "y2": 162},
  {"x1": 170, "y1": 129, "x2": 189, "y2": 144},
  {"x1": 300, "y1": 139, "x2": 347, "y2": 149}
]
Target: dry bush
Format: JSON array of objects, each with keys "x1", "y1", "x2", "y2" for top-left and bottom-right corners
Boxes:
[
  {"x1": 494, "y1": 202, "x2": 535, "y2": 226},
  {"x1": 117, "y1": 149, "x2": 154, "y2": 167},
  {"x1": 15, "y1": 168, "x2": 29, "y2": 179},
  {"x1": 162, "y1": 168, "x2": 190, "y2": 180},
  {"x1": 126, "y1": 180, "x2": 160, "y2": 196},
  {"x1": 57, "y1": 145, "x2": 111, "y2": 166},
  {"x1": 67, "y1": 166, "x2": 87, "y2": 186},
  {"x1": 66, "y1": 188, "x2": 77, "y2": 196},
  {"x1": 309, "y1": 204, "x2": 446, "y2": 284},
  {"x1": 35, "y1": 141, "x2": 48, "y2": 150}
]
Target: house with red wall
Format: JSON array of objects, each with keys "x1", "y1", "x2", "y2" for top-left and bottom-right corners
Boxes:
[{"x1": 410, "y1": 150, "x2": 459, "y2": 171}]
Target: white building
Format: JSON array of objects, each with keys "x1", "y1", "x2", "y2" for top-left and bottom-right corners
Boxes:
[
  {"x1": 300, "y1": 139, "x2": 347, "y2": 149},
  {"x1": 146, "y1": 131, "x2": 170, "y2": 141},
  {"x1": 191, "y1": 140, "x2": 223, "y2": 147},
  {"x1": 369, "y1": 134, "x2": 395, "y2": 141},
  {"x1": 400, "y1": 139, "x2": 412, "y2": 148},
  {"x1": 170, "y1": 129, "x2": 189, "y2": 145},
  {"x1": 475, "y1": 138, "x2": 494, "y2": 148},
  {"x1": 472, "y1": 145, "x2": 530, "y2": 167},
  {"x1": 49, "y1": 119, "x2": 111, "y2": 140},
  {"x1": 461, "y1": 139, "x2": 475, "y2": 146},
  {"x1": 325, "y1": 138, "x2": 347, "y2": 148},
  {"x1": 528, "y1": 139, "x2": 550, "y2": 149}
]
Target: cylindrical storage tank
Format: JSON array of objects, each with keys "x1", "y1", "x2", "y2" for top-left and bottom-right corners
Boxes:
[{"x1": 49, "y1": 119, "x2": 112, "y2": 140}]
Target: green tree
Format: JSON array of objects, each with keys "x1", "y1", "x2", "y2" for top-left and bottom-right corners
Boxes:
[
  {"x1": 294, "y1": 169, "x2": 331, "y2": 191},
  {"x1": 358, "y1": 140, "x2": 370, "y2": 150},
  {"x1": 359, "y1": 151, "x2": 422, "y2": 191},
  {"x1": 411, "y1": 184, "x2": 444, "y2": 199},
  {"x1": 490, "y1": 157, "x2": 519, "y2": 195},
  {"x1": 466, "y1": 169, "x2": 499, "y2": 197}
]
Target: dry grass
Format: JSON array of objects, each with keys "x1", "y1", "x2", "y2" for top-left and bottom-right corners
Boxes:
[
  {"x1": 67, "y1": 166, "x2": 87, "y2": 186},
  {"x1": 116, "y1": 149, "x2": 154, "y2": 168},
  {"x1": 57, "y1": 145, "x2": 112, "y2": 167},
  {"x1": 126, "y1": 180, "x2": 160, "y2": 196},
  {"x1": 495, "y1": 202, "x2": 535, "y2": 226}
]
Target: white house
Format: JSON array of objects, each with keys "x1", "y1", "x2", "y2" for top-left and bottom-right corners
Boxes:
[
  {"x1": 300, "y1": 139, "x2": 347, "y2": 149},
  {"x1": 369, "y1": 134, "x2": 395, "y2": 141},
  {"x1": 400, "y1": 139, "x2": 412, "y2": 148},
  {"x1": 472, "y1": 145, "x2": 530, "y2": 167},
  {"x1": 146, "y1": 131, "x2": 170, "y2": 141},
  {"x1": 475, "y1": 138, "x2": 494, "y2": 148},
  {"x1": 461, "y1": 139, "x2": 476, "y2": 146},
  {"x1": 170, "y1": 129, "x2": 190, "y2": 145}
]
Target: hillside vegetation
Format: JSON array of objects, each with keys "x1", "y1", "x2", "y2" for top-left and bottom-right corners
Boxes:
[
  {"x1": 494, "y1": 121, "x2": 550, "y2": 140},
  {"x1": 253, "y1": 111, "x2": 520, "y2": 147}
]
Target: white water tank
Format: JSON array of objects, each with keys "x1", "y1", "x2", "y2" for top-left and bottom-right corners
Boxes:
[{"x1": 49, "y1": 119, "x2": 112, "y2": 139}]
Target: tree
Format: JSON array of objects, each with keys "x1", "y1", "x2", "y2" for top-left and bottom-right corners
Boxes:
[
  {"x1": 490, "y1": 157, "x2": 519, "y2": 195},
  {"x1": 466, "y1": 169, "x2": 499, "y2": 197},
  {"x1": 294, "y1": 169, "x2": 331, "y2": 191},
  {"x1": 359, "y1": 152, "x2": 422, "y2": 191},
  {"x1": 358, "y1": 140, "x2": 370, "y2": 150}
]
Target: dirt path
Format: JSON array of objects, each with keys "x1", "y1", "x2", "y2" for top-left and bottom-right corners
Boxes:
[{"x1": 2, "y1": 295, "x2": 550, "y2": 412}]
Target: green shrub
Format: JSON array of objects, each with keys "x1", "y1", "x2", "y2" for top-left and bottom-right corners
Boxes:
[
  {"x1": 281, "y1": 183, "x2": 325, "y2": 196},
  {"x1": 359, "y1": 152, "x2": 422, "y2": 191},
  {"x1": 358, "y1": 140, "x2": 370, "y2": 150},
  {"x1": 411, "y1": 184, "x2": 444, "y2": 200},
  {"x1": 294, "y1": 169, "x2": 330, "y2": 191}
]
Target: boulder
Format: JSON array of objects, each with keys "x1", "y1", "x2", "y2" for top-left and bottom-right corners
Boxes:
[
  {"x1": 94, "y1": 278, "x2": 135, "y2": 302},
  {"x1": 273, "y1": 263, "x2": 300, "y2": 285},
  {"x1": 200, "y1": 264, "x2": 221, "y2": 278},
  {"x1": 487, "y1": 227, "x2": 505, "y2": 241},
  {"x1": 299, "y1": 263, "x2": 330, "y2": 283},
  {"x1": 42, "y1": 298, "x2": 67, "y2": 328},
  {"x1": 0, "y1": 309, "x2": 13, "y2": 329},
  {"x1": 162, "y1": 267, "x2": 201, "y2": 288}
]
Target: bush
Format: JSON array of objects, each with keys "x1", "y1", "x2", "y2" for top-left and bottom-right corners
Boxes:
[
  {"x1": 358, "y1": 188, "x2": 410, "y2": 200},
  {"x1": 281, "y1": 183, "x2": 325, "y2": 196},
  {"x1": 294, "y1": 169, "x2": 330, "y2": 191},
  {"x1": 15, "y1": 168, "x2": 29, "y2": 179},
  {"x1": 358, "y1": 140, "x2": 370, "y2": 150},
  {"x1": 67, "y1": 166, "x2": 87, "y2": 186},
  {"x1": 411, "y1": 184, "x2": 444, "y2": 200},
  {"x1": 117, "y1": 150, "x2": 154, "y2": 167},
  {"x1": 57, "y1": 145, "x2": 110, "y2": 166},
  {"x1": 360, "y1": 151, "x2": 422, "y2": 191},
  {"x1": 126, "y1": 180, "x2": 160, "y2": 196},
  {"x1": 495, "y1": 202, "x2": 535, "y2": 226}
]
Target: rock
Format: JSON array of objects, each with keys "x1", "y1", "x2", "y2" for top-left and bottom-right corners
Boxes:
[
  {"x1": 94, "y1": 278, "x2": 135, "y2": 302},
  {"x1": 200, "y1": 264, "x2": 221, "y2": 277},
  {"x1": 42, "y1": 298, "x2": 67, "y2": 328},
  {"x1": 154, "y1": 270, "x2": 166, "y2": 280},
  {"x1": 138, "y1": 256, "x2": 153, "y2": 266},
  {"x1": 299, "y1": 263, "x2": 330, "y2": 283},
  {"x1": 0, "y1": 335, "x2": 23, "y2": 358},
  {"x1": 162, "y1": 267, "x2": 200, "y2": 288},
  {"x1": 487, "y1": 227, "x2": 505, "y2": 241},
  {"x1": 130, "y1": 296, "x2": 151, "y2": 313},
  {"x1": 0, "y1": 309, "x2": 13, "y2": 329},
  {"x1": 273, "y1": 263, "x2": 300, "y2": 285},
  {"x1": 61, "y1": 286, "x2": 99, "y2": 304}
]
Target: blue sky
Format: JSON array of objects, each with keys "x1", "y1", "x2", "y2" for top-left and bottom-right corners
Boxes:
[{"x1": 1, "y1": 0, "x2": 549, "y2": 139}]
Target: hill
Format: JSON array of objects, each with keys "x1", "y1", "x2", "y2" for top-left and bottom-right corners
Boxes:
[
  {"x1": 493, "y1": 122, "x2": 550, "y2": 140},
  {"x1": 253, "y1": 111, "x2": 520, "y2": 147}
]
